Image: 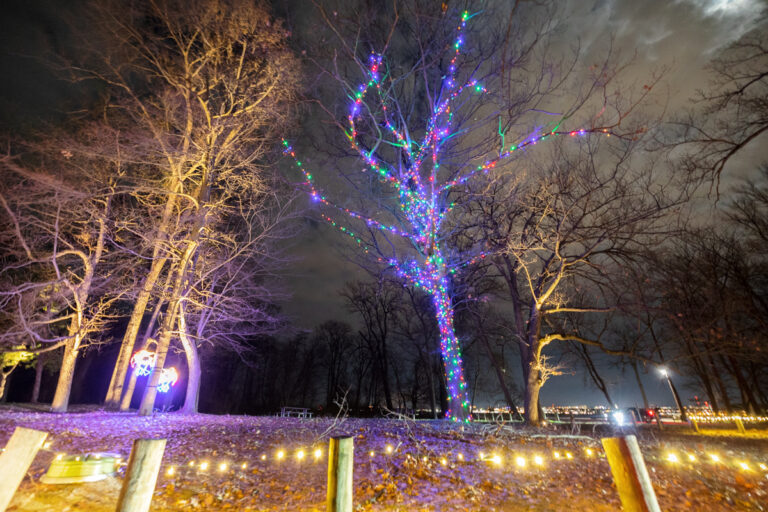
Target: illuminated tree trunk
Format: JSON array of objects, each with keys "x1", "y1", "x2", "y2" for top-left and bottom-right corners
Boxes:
[
  {"x1": 178, "y1": 303, "x2": 201, "y2": 414},
  {"x1": 51, "y1": 336, "x2": 79, "y2": 413},
  {"x1": 138, "y1": 241, "x2": 196, "y2": 416},
  {"x1": 104, "y1": 254, "x2": 169, "y2": 409},
  {"x1": 429, "y1": 262, "x2": 471, "y2": 422}
]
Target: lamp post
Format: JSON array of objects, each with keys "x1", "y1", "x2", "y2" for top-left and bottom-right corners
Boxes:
[{"x1": 659, "y1": 367, "x2": 687, "y2": 422}]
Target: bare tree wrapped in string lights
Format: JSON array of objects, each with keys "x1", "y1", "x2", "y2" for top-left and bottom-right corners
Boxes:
[{"x1": 285, "y1": 4, "x2": 652, "y2": 421}]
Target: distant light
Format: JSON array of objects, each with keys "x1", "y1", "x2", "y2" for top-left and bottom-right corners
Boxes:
[
  {"x1": 276, "y1": 450, "x2": 285, "y2": 461},
  {"x1": 659, "y1": 367, "x2": 669, "y2": 377},
  {"x1": 241, "y1": 462, "x2": 247, "y2": 469},
  {"x1": 687, "y1": 454, "x2": 696, "y2": 462},
  {"x1": 218, "y1": 463, "x2": 227, "y2": 472},
  {"x1": 491, "y1": 454, "x2": 502, "y2": 465},
  {"x1": 457, "y1": 453, "x2": 464, "y2": 461},
  {"x1": 554, "y1": 451, "x2": 561, "y2": 459},
  {"x1": 667, "y1": 453, "x2": 678, "y2": 463},
  {"x1": 188, "y1": 460, "x2": 194, "y2": 467},
  {"x1": 515, "y1": 456, "x2": 526, "y2": 467},
  {"x1": 759, "y1": 463, "x2": 767, "y2": 471},
  {"x1": 296, "y1": 450, "x2": 305, "y2": 461},
  {"x1": 200, "y1": 462, "x2": 209, "y2": 471},
  {"x1": 534, "y1": 455, "x2": 544, "y2": 466},
  {"x1": 314, "y1": 448, "x2": 322, "y2": 460},
  {"x1": 566, "y1": 452, "x2": 574, "y2": 460},
  {"x1": 739, "y1": 462, "x2": 750, "y2": 471},
  {"x1": 440, "y1": 458, "x2": 448, "y2": 466},
  {"x1": 166, "y1": 466, "x2": 175, "y2": 476},
  {"x1": 710, "y1": 454, "x2": 720, "y2": 462},
  {"x1": 613, "y1": 411, "x2": 625, "y2": 426},
  {"x1": 260, "y1": 454, "x2": 267, "y2": 461},
  {"x1": 586, "y1": 448, "x2": 594, "y2": 456},
  {"x1": 385, "y1": 445, "x2": 393, "y2": 454}
]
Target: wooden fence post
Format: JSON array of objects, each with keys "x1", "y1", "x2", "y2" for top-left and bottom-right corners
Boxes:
[
  {"x1": 116, "y1": 438, "x2": 166, "y2": 512},
  {"x1": 735, "y1": 418, "x2": 746, "y2": 434},
  {"x1": 327, "y1": 436, "x2": 354, "y2": 512},
  {"x1": 0, "y1": 427, "x2": 48, "y2": 512},
  {"x1": 653, "y1": 408, "x2": 663, "y2": 431},
  {"x1": 601, "y1": 435, "x2": 661, "y2": 512}
]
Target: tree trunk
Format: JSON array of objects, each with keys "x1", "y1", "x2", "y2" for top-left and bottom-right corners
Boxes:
[
  {"x1": 479, "y1": 334, "x2": 521, "y2": 419},
  {"x1": 0, "y1": 366, "x2": 15, "y2": 402},
  {"x1": 51, "y1": 338, "x2": 79, "y2": 413},
  {"x1": 104, "y1": 256, "x2": 168, "y2": 409},
  {"x1": 31, "y1": 357, "x2": 44, "y2": 403},
  {"x1": 430, "y1": 267, "x2": 471, "y2": 421},
  {"x1": 523, "y1": 360, "x2": 543, "y2": 426},
  {"x1": 631, "y1": 361, "x2": 650, "y2": 411},
  {"x1": 138, "y1": 242, "x2": 196, "y2": 416},
  {"x1": 179, "y1": 310, "x2": 201, "y2": 415}
]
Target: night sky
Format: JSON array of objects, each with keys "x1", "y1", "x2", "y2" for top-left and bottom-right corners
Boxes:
[{"x1": 1, "y1": 0, "x2": 766, "y2": 409}]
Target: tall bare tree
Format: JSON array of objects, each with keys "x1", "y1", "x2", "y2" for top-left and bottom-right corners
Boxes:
[{"x1": 59, "y1": 0, "x2": 299, "y2": 413}]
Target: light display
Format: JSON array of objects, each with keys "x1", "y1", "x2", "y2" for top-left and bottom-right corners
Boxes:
[
  {"x1": 157, "y1": 367, "x2": 179, "y2": 393},
  {"x1": 130, "y1": 349, "x2": 156, "y2": 377},
  {"x1": 283, "y1": 10, "x2": 625, "y2": 421}
]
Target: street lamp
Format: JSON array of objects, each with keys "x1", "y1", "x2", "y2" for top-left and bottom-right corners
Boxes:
[{"x1": 658, "y1": 367, "x2": 687, "y2": 422}]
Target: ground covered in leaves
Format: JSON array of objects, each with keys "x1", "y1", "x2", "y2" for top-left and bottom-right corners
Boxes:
[{"x1": 1, "y1": 405, "x2": 767, "y2": 511}]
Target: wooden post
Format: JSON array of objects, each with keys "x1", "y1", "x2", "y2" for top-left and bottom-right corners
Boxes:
[
  {"x1": 116, "y1": 438, "x2": 166, "y2": 512},
  {"x1": 735, "y1": 418, "x2": 746, "y2": 434},
  {"x1": 690, "y1": 418, "x2": 700, "y2": 433},
  {"x1": 326, "y1": 436, "x2": 354, "y2": 512},
  {"x1": 601, "y1": 435, "x2": 661, "y2": 512},
  {"x1": 0, "y1": 427, "x2": 48, "y2": 512}
]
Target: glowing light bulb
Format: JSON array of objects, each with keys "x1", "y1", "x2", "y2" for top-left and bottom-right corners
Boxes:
[
  {"x1": 687, "y1": 454, "x2": 696, "y2": 462},
  {"x1": 219, "y1": 463, "x2": 227, "y2": 472},
  {"x1": 199, "y1": 462, "x2": 209, "y2": 471},
  {"x1": 566, "y1": 452, "x2": 573, "y2": 460},
  {"x1": 370, "y1": 451, "x2": 376, "y2": 458},
  {"x1": 261, "y1": 454, "x2": 267, "y2": 461},
  {"x1": 739, "y1": 462, "x2": 749, "y2": 471},
  {"x1": 314, "y1": 448, "x2": 322, "y2": 460},
  {"x1": 422, "y1": 456, "x2": 428, "y2": 463},
  {"x1": 457, "y1": 453, "x2": 464, "y2": 461},
  {"x1": 554, "y1": 451, "x2": 561, "y2": 459},
  {"x1": 710, "y1": 454, "x2": 720, "y2": 462},
  {"x1": 385, "y1": 445, "x2": 393, "y2": 454},
  {"x1": 276, "y1": 450, "x2": 285, "y2": 461},
  {"x1": 55, "y1": 454, "x2": 63, "y2": 461},
  {"x1": 297, "y1": 450, "x2": 305, "y2": 461},
  {"x1": 43, "y1": 442, "x2": 52, "y2": 449},
  {"x1": 491, "y1": 454, "x2": 502, "y2": 465},
  {"x1": 440, "y1": 458, "x2": 448, "y2": 466},
  {"x1": 586, "y1": 448, "x2": 594, "y2": 457},
  {"x1": 534, "y1": 455, "x2": 544, "y2": 466},
  {"x1": 516, "y1": 456, "x2": 526, "y2": 467},
  {"x1": 166, "y1": 466, "x2": 175, "y2": 476},
  {"x1": 478, "y1": 452, "x2": 485, "y2": 460},
  {"x1": 188, "y1": 460, "x2": 194, "y2": 467},
  {"x1": 241, "y1": 462, "x2": 247, "y2": 470},
  {"x1": 667, "y1": 453, "x2": 678, "y2": 463},
  {"x1": 758, "y1": 463, "x2": 767, "y2": 471}
]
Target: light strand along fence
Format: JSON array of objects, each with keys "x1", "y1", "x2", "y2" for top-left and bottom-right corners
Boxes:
[{"x1": 0, "y1": 428, "x2": 673, "y2": 511}]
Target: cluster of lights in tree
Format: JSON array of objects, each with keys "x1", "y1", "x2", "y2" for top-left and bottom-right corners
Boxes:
[
  {"x1": 129, "y1": 349, "x2": 179, "y2": 393},
  {"x1": 130, "y1": 349, "x2": 156, "y2": 377},
  {"x1": 282, "y1": 9, "x2": 635, "y2": 422}
]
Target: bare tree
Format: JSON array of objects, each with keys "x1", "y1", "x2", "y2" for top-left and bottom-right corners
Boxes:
[
  {"x1": 0, "y1": 140, "x2": 122, "y2": 412},
  {"x1": 56, "y1": 0, "x2": 299, "y2": 413},
  {"x1": 457, "y1": 137, "x2": 687, "y2": 424},
  {"x1": 672, "y1": 22, "x2": 768, "y2": 184}
]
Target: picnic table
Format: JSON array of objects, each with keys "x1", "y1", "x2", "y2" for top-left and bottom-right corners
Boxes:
[{"x1": 279, "y1": 407, "x2": 313, "y2": 419}]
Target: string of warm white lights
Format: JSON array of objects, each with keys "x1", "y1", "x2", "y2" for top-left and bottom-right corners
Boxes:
[{"x1": 35, "y1": 441, "x2": 767, "y2": 479}]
